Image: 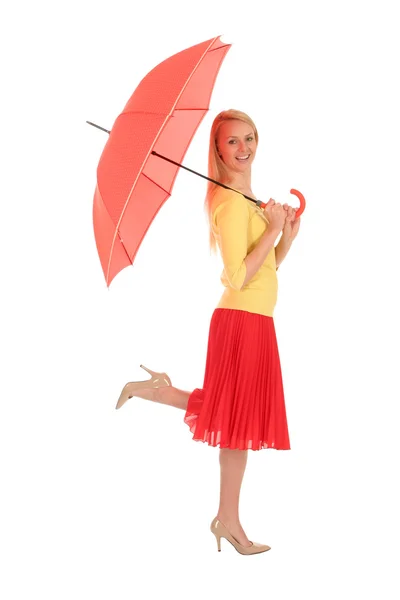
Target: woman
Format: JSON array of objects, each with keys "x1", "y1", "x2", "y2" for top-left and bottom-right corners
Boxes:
[{"x1": 115, "y1": 109, "x2": 301, "y2": 555}]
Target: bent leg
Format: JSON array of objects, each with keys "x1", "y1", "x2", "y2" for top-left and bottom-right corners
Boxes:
[{"x1": 132, "y1": 385, "x2": 191, "y2": 411}]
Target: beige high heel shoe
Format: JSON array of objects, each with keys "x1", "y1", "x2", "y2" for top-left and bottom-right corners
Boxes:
[
  {"x1": 115, "y1": 365, "x2": 172, "y2": 410},
  {"x1": 210, "y1": 517, "x2": 271, "y2": 555}
]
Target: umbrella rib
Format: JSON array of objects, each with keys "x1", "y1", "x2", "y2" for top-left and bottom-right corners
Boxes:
[
  {"x1": 174, "y1": 107, "x2": 208, "y2": 111},
  {"x1": 208, "y1": 45, "x2": 230, "y2": 53},
  {"x1": 121, "y1": 108, "x2": 209, "y2": 117},
  {"x1": 106, "y1": 36, "x2": 223, "y2": 285},
  {"x1": 141, "y1": 172, "x2": 171, "y2": 196}
]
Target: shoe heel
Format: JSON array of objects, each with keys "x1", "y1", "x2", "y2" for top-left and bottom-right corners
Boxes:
[
  {"x1": 210, "y1": 518, "x2": 222, "y2": 552},
  {"x1": 211, "y1": 530, "x2": 222, "y2": 551},
  {"x1": 140, "y1": 364, "x2": 171, "y2": 386},
  {"x1": 140, "y1": 364, "x2": 155, "y2": 376}
]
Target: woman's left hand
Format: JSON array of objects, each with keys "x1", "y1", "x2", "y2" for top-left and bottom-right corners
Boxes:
[{"x1": 281, "y1": 204, "x2": 301, "y2": 244}]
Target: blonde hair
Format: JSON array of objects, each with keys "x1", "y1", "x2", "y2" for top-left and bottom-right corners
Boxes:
[{"x1": 204, "y1": 109, "x2": 259, "y2": 254}]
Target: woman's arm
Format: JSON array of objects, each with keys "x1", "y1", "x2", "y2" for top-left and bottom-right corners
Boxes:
[
  {"x1": 275, "y1": 206, "x2": 300, "y2": 269},
  {"x1": 275, "y1": 238, "x2": 293, "y2": 269},
  {"x1": 213, "y1": 193, "x2": 250, "y2": 291},
  {"x1": 242, "y1": 227, "x2": 281, "y2": 286},
  {"x1": 214, "y1": 191, "x2": 282, "y2": 290}
]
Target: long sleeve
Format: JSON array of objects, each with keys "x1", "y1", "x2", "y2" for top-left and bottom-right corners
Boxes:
[{"x1": 213, "y1": 192, "x2": 249, "y2": 291}]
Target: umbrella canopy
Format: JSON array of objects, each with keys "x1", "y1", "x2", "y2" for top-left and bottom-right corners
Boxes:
[{"x1": 93, "y1": 36, "x2": 231, "y2": 286}]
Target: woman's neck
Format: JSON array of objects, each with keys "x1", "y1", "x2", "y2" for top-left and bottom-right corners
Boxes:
[
  {"x1": 226, "y1": 172, "x2": 251, "y2": 190},
  {"x1": 225, "y1": 173, "x2": 254, "y2": 198}
]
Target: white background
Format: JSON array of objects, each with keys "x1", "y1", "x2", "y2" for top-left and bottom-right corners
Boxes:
[{"x1": 1, "y1": 0, "x2": 399, "y2": 598}]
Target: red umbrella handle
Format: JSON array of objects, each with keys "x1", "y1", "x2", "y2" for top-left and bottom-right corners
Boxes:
[{"x1": 258, "y1": 188, "x2": 306, "y2": 218}]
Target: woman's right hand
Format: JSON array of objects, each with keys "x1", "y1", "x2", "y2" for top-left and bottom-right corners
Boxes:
[{"x1": 263, "y1": 199, "x2": 286, "y2": 233}]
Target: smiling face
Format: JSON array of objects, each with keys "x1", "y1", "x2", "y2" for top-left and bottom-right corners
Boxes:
[{"x1": 216, "y1": 119, "x2": 257, "y2": 175}]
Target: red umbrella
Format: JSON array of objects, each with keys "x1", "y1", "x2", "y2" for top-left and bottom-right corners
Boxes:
[{"x1": 91, "y1": 35, "x2": 232, "y2": 287}]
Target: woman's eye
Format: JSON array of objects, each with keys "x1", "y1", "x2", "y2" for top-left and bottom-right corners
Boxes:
[
  {"x1": 247, "y1": 137, "x2": 253, "y2": 142},
  {"x1": 228, "y1": 140, "x2": 236, "y2": 144}
]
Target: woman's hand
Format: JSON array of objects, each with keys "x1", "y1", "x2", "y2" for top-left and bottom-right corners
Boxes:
[
  {"x1": 281, "y1": 204, "x2": 301, "y2": 243},
  {"x1": 263, "y1": 199, "x2": 286, "y2": 233}
]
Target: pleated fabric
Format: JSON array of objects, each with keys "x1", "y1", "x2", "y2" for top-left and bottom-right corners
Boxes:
[{"x1": 184, "y1": 308, "x2": 290, "y2": 451}]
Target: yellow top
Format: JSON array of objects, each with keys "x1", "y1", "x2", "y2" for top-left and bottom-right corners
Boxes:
[{"x1": 211, "y1": 188, "x2": 278, "y2": 318}]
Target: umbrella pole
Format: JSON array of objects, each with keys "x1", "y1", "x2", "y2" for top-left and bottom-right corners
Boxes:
[
  {"x1": 86, "y1": 121, "x2": 111, "y2": 134},
  {"x1": 85, "y1": 122, "x2": 258, "y2": 203},
  {"x1": 151, "y1": 151, "x2": 259, "y2": 204},
  {"x1": 152, "y1": 151, "x2": 305, "y2": 216},
  {"x1": 87, "y1": 120, "x2": 305, "y2": 215}
]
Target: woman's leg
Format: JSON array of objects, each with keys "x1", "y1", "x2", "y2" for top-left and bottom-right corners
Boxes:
[
  {"x1": 132, "y1": 387, "x2": 251, "y2": 544},
  {"x1": 131, "y1": 385, "x2": 190, "y2": 411},
  {"x1": 216, "y1": 448, "x2": 252, "y2": 546}
]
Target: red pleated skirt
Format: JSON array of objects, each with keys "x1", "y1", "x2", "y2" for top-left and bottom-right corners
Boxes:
[{"x1": 183, "y1": 308, "x2": 290, "y2": 451}]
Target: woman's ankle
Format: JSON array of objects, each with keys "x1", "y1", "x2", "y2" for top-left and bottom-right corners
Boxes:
[{"x1": 216, "y1": 513, "x2": 240, "y2": 527}]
